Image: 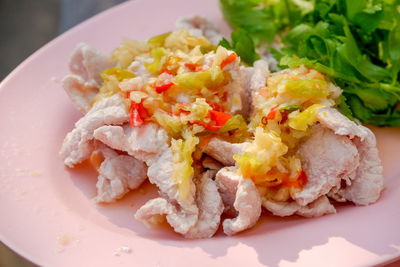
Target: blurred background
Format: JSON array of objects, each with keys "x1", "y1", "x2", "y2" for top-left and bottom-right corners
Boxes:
[
  {"x1": 0, "y1": 1, "x2": 126, "y2": 265},
  {"x1": 0, "y1": 0, "x2": 126, "y2": 81}
]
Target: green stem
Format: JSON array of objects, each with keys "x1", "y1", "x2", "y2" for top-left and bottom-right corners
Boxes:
[{"x1": 283, "y1": 0, "x2": 292, "y2": 26}]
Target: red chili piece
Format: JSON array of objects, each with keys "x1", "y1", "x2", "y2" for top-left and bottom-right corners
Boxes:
[
  {"x1": 283, "y1": 170, "x2": 308, "y2": 188},
  {"x1": 266, "y1": 106, "x2": 278, "y2": 120},
  {"x1": 220, "y1": 53, "x2": 238, "y2": 69},
  {"x1": 297, "y1": 170, "x2": 308, "y2": 187},
  {"x1": 154, "y1": 82, "x2": 174, "y2": 93},
  {"x1": 161, "y1": 69, "x2": 173, "y2": 75},
  {"x1": 209, "y1": 110, "x2": 232, "y2": 127},
  {"x1": 192, "y1": 121, "x2": 219, "y2": 131},
  {"x1": 279, "y1": 111, "x2": 289, "y2": 124},
  {"x1": 192, "y1": 110, "x2": 232, "y2": 131},
  {"x1": 207, "y1": 102, "x2": 224, "y2": 112},
  {"x1": 262, "y1": 106, "x2": 291, "y2": 125},
  {"x1": 129, "y1": 101, "x2": 149, "y2": 127},
  {"x1": 184, "y1": 63, "x2": 199, "y2": 72},
  {"x1": 176, "y1": 103, "x2": 191, "y2": 115},
  {"x1": 129, "y1": 102, "x2": 142, "y2": 127}
]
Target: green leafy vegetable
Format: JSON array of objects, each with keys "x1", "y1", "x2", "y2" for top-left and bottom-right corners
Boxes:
[
  {"x1": 336, "y1": 95, "x2": 354, "y2": 120},
  {"x1": 219, "y1": 28, "x2": 259, "y2": 65},
  {"x1": 220, "y1": 0, "x2": 307, "y2": 44},
  {"x1": 220, "y1": 0, "x2": 400, "y2": 126}
]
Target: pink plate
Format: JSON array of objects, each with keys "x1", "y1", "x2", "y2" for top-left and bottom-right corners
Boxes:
[{"x1": 1, "y1": 0, "x2": 400, "y2": 266}]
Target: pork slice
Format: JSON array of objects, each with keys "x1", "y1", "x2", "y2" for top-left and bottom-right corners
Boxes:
[
  {"x1": 262, "y1": 199, "x2": 300, "y2": 217},
  {"x1": 239, "y1": 60, "x2": 270, "y2": 117},
  {"x1": 338, "y1": 135, "x2": 383, "y2": 205},
  {"x1": 239, "y1": 66, "x2": 255, "y2": 118},
  {"x1": 93, "y1": 123, "x2": 170, "y2": 164},
  {"x1": 135, "y1": 197, "x2": 199, "y2": 235},
  {"x1": 137, "y1": 170, "x2": 223, "y2": 238},
  {"x1": 293, "y1": 125, "x2": 360, "y2": 206},
  {"x1": 95, "y1": 121, "x2": 197, "y2": 234},
  {"x1": 184, "y1": 170, "x2": 224, "y2": 239},
  {"x1": 92, "y1": 146, "x2": 148, "y2": 203},
  {"x1": 258, "y1": 45, "x2": 279, "y2": 71},
  {"x1": 296, "y1": 196, "x2": 336, "y2": 217},
  {"x1": 135, "y1": 200, "x2": 198, "y2": 235},
  {"x1": 69, "y1": 43, "x2": 114, "y2": 88},
  {"x1": 222, "y1": 174, "x2": 262, "y2": 236},
  {"x1": 236, "y1": 59, "x2": 271, "y2": 119},
  {"x1": 64, "y1": 43, "x2": 114, "y2": 113},
  {"x1": 317, "y1": 108, "x2": 384, "y2": 205},
  {"x1": 60, "y1": 130, "x2": 93, "y2": 168},
  {"x1": 202, "y1": 156, "x2": 223, "y2": 171},
  {"x1": 147, "y1": 149, "x2": 182, "y2": 202},
  {"x1": 215, "y1": 167, "x2": 240, "y2": 216},
  {"x1": 134, "y1": 198, "x2": 181, "y2": 230},
  {"x1": 93, "y1": 125, "x2": 126, "y2": 151},
  {"x1": 175, "y1": 16, "x2": 223, "y2": 45},
  {"x1": 203, "y1": 138, "x2": 249, "y2": 166},
  {"x1": 62, "y1": 75, "x2": 98, "y2": 113},
  {"x1": 60, "y1": 94, "x2": 129, "y2": 167},
  {"x1": 327, "y1": 169, "x2": 357, "y2": 202},
  {"x1": 262, "y1": 195, "x2": 336, "y2": 217},
  {"x1": 317, "y1": 108, "x2": 370, "y2": 139},
  {"x1": 250, "y1": 60, "x2": 270, "y2": 92},
  {"x1": 147, "y1": 147, "x2": 197, "y2": 214},
  {"x1": 135, "y1": 147, "x2": 198, "y2": 234}
]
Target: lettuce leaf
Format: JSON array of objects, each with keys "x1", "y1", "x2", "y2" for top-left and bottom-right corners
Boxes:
[
  {"x1": 219, "y1": 28, "x2": 259, "y2": 65},
  {"x1": 220, "y1": 0, "x2": 400, "y2": 126}
]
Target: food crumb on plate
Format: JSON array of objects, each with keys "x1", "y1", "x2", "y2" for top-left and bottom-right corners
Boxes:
[
  {"x1": 113, "y1": 246, "x2": 132, "y2": 256},
  {"x1": 56, "y1": 235, "x2": 80, "y2": 253},
  {"x1": 57, "y1": 235, "x2": 71, "y2": 246}
]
